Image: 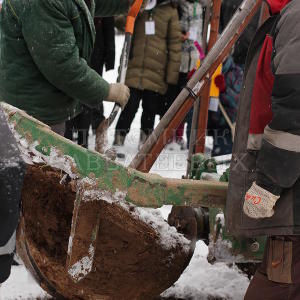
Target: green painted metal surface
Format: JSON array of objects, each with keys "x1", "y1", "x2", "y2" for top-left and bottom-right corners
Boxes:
[
  {"x1": 3, "y1": 102, "x2": 265, "y2": 262},
  {"x1": 188, "y1": 153, "x2": 266, "y2": 262},
  {"x1": 2, "y1": 102, "x2": 227, "y2": 209},
  {"x1": 209, "y1": 208, "x2": 266, "y2": 262}
]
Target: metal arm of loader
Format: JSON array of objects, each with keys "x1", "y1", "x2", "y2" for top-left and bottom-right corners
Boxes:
[{"x1": 1, "y1": 103, "x2": 227, "y2": 209}]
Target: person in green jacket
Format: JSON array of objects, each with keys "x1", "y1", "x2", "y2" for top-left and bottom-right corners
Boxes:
[{"x1": 0, "y1": 0, "x2": 147, "y2": 133}]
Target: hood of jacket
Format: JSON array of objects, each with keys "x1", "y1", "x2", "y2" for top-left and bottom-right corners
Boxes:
[{"x1": 265, "y1": 0, "x2": 291, "y2": 15}]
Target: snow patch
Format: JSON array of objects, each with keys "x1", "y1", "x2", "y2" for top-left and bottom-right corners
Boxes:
[
  {"x1": 76, "y1": 177, "x2": 190, "y2": 252},
  {"x1": 216, "y1": 213, "x2": 225, "y2": 227},
  {"x1": 78, "y1": 177, "x2": 127, "y2": 203},
  {"x1": 209, "y1": 238, "x2": 246, "y2": 263},
  {"x1": 1, "y1": 265, "x2": 50, "y2": 300},
  {"x1": 162, "y1": 241, "x2": 249, "y2": 300},
  {"x1": 67, "y1": 235, "x2": 73, "y2": 255},
  {"x1": 132, "y1": 207, "x2": 191, "y2": 252},
  {"x1": 68, "y1": 244, "x2": 95, "y2": 282},
  {"x1": 8, "y1": 127, "x2": 78, "y2": 179}
]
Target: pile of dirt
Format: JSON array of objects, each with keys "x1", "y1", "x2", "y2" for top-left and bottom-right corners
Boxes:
[{"x1": 17, "y1": 165, "x2": 193, "y2": 300}]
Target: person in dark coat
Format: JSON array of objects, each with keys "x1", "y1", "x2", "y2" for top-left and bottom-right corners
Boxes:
[
  {"x1": 207, "y1": 56, "x2": 243, "y2": 156},
  {"x1": 0, "y1": 107, "x2": 26, "y2": 284},
  {"x1": 203, "y1": 0, "x2": 260, "y2": 157},
  {"x1": 226, "y1": 0, "x2": 300, "y2": 298},
  {"x1": 220, "y1": 0, "x2": 260, "y2": 67},
  {"x1": 65, "y1": 17, "x2": 116, "y2": 148}
]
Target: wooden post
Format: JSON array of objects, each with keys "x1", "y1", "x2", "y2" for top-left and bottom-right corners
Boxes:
[
  {"x1": 258, "y1": 1, "x2": 270, "y2": 26},
  {"x1": 186, "y1": 0, "x2": 212, "y2": 178},
  {"x1": 194, "y1": 0, "x2": 222, "y2": 154},
  {"x1": 202, "y1": 0, "x2": 212, "y2": 54}
]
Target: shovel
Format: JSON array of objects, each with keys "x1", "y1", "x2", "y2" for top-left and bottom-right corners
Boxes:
[{"x1": 95, "y1": 0, "x2": 144, "y2": 154}]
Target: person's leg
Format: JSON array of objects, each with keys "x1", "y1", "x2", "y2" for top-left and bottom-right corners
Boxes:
[
  {"x1": 160, "y1": 85, "x2": 179, "y2": 119},
  {"x1": 0, "y1": 254, "x2": 14, "y2": 284},
  {"x1": 77, "y1": 107, "x2": 92, "y2": 148},
  {"x1": 245, "y1": 268, "x2": 291, "y2": 300},
  {"x1": 114, "y1": 88, "x2": 142, "y2": 145},
  {"x1": 186, "y1": 108, "x2": 194, "y2": 149},
  {"x1": 64, "y1": 114, "x2": 80, "y2": 141},
  {"x1": 212, "y1": 128, "x2": 233, "y2": 156},
  {"x1": 64, "y1": 118, "x2": 74, "y2": 141},
  {"x1": 245, "y1": 236, "x2": 300, "y2": 300},
  {"x1": 91, "y1": 104, "x2": 105, "y2": 132},
  {"x1": 141, "y1": 90, "x2": 162, "y2": 136},
  {"x1": 176, "y1": 123, "x2": 185, "y2": 141}
]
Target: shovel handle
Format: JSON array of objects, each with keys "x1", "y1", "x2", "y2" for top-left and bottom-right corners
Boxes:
[
  {"x1": 107, "y1": 0, "x2": 143, "y2": 126},
  {"x1": 125, "y1": 0, "x2": 144, "y2": 34}
]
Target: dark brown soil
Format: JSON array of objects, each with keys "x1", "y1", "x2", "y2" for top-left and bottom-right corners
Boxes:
[{"x1": 17, "y1": 165, "x2": 192, "y2": 300}]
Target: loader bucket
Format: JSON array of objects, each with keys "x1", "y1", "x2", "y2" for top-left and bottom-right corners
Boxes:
[{"x1": 2, "y1": 102, "x2": 228, "y2": 299}]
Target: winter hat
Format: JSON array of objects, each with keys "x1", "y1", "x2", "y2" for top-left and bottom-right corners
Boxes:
[{"x1": 265, "y1": 0, "x2": 291, "y2": 15}]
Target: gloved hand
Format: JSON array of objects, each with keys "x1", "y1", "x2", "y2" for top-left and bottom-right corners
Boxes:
[
  {"x1": 106, "y1": 83, "x2": 130, "y2": 110},
  {"x1": 243, "y1": 182, "x2": 280, "y2": 219},
  {"x1": 214, "y1": 74, "x2": 226, "y2": 93}
]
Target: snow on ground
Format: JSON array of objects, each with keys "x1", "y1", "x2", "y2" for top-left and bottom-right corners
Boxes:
[
  {"x1": 162, "y1": 240, "x2": 249, "y2": 300},
  {"x1": 1, "y1": 35, "x2": 249, "y2": 299},
  {"x1": 1, "y1": 266, "x2": 50, "y2": 300},
  {"x1": 158, "y1": 207, "x2": 249, "y2": 300}
]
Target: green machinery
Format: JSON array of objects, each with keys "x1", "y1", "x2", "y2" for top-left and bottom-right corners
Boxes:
[{"x1": 2, "y1": 102, "x2": 265, "y2": 268}]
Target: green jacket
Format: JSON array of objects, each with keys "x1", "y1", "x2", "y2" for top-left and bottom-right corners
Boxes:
[
  {"x1": 0, "y1": 0, "x2": 128, "y2": 125},
  {"x1": 124, "y1": 3, "x2": 181, "y2": 95}
]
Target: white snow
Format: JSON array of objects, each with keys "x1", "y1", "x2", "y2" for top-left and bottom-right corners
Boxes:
[
  {"x1": 68, "y1": 245, "x2": 95, "y2": 283},
  {"x1": 129, "y1": 206, "x2": 191, "y2": 252},
  {"x1": 161, "y1": 241, "x2": 250, "y2": 300},
  {"x1": 6, "y1": 126, "x2": 79, "y2": 179},
  {"x1": 1, "y1": 266, "x2": 50, "y2": 300},
  {"x1": 76, "y1": 177, "x2": 191, "y2": 252},
  {"x1": 1, "y1": 35, "x2": 250, "y2": 299}
]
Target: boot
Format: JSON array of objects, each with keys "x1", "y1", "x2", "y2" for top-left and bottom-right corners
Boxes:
[{"x1": 113, "y1": 132, "x2": 125, "y2": 146}]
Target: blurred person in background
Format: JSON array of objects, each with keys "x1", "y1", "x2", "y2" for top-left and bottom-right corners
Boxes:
[
  {"x1": 113, "y1": 0, "x2": 181, "y2": 149},
  {"x1": 219, "y1": 0, "x2": 260, "y2": 70},
  {"x1": 207, "y1": 56, "x2": 243, "y2": 156},
  {"x1": 168, "y1": 0, "x2": 205, "y2": 150},
  {"x1": 205, "y1": 0, "x2": 260, "y2": 156}
]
